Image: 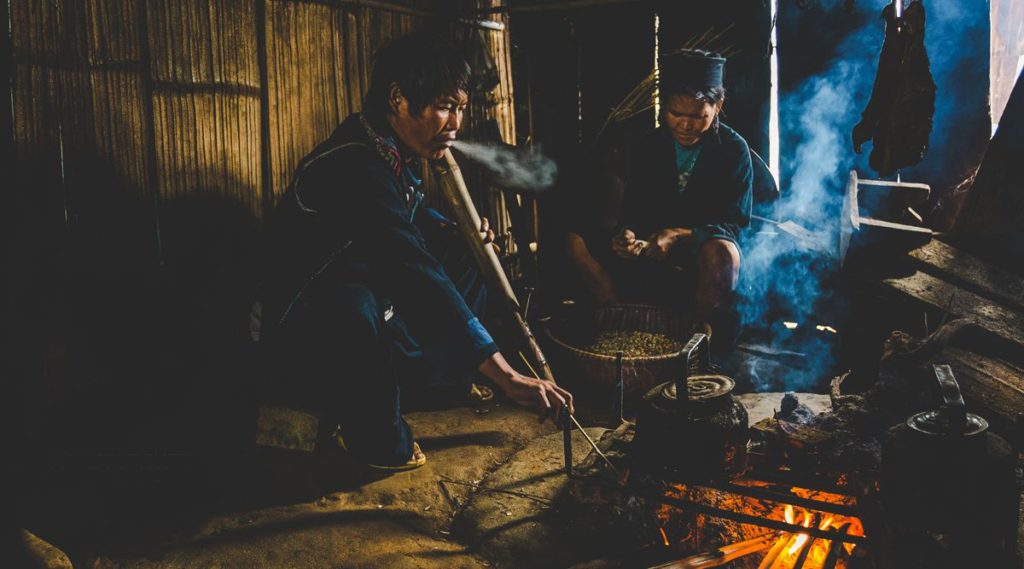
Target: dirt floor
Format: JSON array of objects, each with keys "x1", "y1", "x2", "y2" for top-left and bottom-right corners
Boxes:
[{"x1": 19, "y1": 393, "x2": 832, "y2": 569}]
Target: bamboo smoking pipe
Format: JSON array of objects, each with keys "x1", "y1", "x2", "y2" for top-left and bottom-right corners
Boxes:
[{"x1": 432, "y1": 148, "x2": 556, "y2": 383}]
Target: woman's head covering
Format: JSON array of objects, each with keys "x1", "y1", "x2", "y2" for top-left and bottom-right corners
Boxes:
[{"x1": 659, "y1": 49, "x2": 726, "y2": 95}]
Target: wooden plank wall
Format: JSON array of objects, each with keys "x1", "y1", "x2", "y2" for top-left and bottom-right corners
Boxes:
[{"x1": 10, "y1": 0, "x2": 515, "y2": 240}]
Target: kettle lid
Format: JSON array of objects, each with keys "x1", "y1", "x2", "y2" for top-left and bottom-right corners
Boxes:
[
  {"x1": 907, "y1": 408, "x2": 988, "y2": 436},
  {"x1": 906, "y1": 364, "x2": 988, "y2": 437},
  {"x1": 663, "y1": 374, "x2": 735, "y2": 402}
]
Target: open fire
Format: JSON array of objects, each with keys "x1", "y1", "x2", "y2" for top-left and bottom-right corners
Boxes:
[
  {"x1": 757, "y1": 503, "x2": 862, "y2": 568},
  {"x1": 651, "y1": 482, "x2": 865, "y2": 569}
]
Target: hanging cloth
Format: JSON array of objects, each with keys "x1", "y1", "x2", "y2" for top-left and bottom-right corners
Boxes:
[{"x1": 852, "y1": 0, "x2": 936, "y2": 176}]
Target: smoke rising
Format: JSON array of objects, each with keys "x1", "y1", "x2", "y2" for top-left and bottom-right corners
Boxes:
[
  {"x1": 735, "y1": 0, "x2": 986, "y2": 391},
  {"x1": 452, "y1": 141, "x2": 558, "y2": 191},
  {"x1": 736, "y1": 1, "x2": 885, "y2": 391}
]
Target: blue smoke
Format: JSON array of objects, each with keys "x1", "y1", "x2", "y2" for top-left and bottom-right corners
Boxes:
[
  {"x1": 735, "y1": 2, "x2": 884, "y2": 391},
  {"x1": 735, "y1": 0, "x2": 986, "y2": 391}
]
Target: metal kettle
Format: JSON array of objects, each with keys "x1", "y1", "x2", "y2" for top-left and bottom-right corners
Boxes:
[
  {"x1": 634, "y1": 333, "x2": 749, "y2": 480},
  {"x1": 881, "y1": 364, "x2": 1017, "y2": 565}
]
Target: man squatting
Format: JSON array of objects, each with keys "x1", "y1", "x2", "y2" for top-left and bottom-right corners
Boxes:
[{"x1": 258, "y1": 34, "x2": 574, "y2": 470}]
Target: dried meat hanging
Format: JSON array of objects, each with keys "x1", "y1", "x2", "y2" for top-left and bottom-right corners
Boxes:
[{"x1": 852, "y1": 0, "x2": 936, "y2": 176}]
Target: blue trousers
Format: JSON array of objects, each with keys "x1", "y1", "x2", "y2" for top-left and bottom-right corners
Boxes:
[{"x1": 272, "y1": 238, "x2": 487, "y2": 466}]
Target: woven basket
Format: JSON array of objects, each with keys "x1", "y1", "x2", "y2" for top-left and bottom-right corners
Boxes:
[{"x1": 543, "y1": 303, "x2": 693, "y2": 397}]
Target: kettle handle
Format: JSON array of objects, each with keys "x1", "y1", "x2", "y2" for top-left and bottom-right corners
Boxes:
[
  {"x1": 933, "y1": 364, "x2": 967, "y2": 437},
  {"x1": 675, "y1": 333, "x2": 710, "y2": 413}
]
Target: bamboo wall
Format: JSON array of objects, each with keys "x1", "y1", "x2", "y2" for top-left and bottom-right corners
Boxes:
[
  {"x1": 10, "y1": 0, "x2": 516, "y2": 233},
  {"x1": 6, "y1": 0, "x2": 517, "y2": 442}
]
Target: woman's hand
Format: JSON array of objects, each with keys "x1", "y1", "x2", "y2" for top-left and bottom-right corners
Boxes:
[
  {"x1": 611, "y1": 229, "x2": 647, "y2": 259},
  {"x1": 643, "y1": 228, "x2": 693, "y2": 259}
]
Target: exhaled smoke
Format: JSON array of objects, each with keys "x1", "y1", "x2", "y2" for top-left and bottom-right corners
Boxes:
[{"x1": 452, "y1": 141, "x2": 558, "y2": 192}]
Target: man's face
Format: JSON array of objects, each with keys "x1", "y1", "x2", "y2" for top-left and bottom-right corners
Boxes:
[
  {"x1": 663, "y1": 93, "x2": 721, "y2": 147},
  {"x1": 388, "y1": 88, "x2": 469, "y2": 160}
]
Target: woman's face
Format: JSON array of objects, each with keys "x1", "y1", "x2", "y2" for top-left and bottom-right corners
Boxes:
[{"x1": 662, "y1": 93, "x2": 721, "y2": 147}]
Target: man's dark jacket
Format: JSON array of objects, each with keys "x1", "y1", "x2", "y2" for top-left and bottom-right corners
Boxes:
[
  {"x1": 260, "y1": 114, "x2": 498, "y2": 376},
  {"x1": 619, "y1": 123, "x2": 753, "y2": 247}
]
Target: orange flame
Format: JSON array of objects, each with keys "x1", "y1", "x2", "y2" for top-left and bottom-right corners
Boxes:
[
  {"x1": 787, "y1": 512, "x2": 812, "y2": 555},
  {"x1": 657, "y1": 481, "x2": 865, "y2": 568}
]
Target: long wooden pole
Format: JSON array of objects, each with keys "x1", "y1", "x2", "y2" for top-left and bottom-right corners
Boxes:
[{"x1": 433, "y1": 149, "x2": 556, "y2": 383}]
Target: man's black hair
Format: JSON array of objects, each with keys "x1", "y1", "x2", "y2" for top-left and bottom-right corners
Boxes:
[{"x1": 362, "y1": 33, "x2": 471, "y2": 122}]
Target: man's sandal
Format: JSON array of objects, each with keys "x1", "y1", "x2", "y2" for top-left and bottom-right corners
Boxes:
[
  {"x1": 468, "y1": 383, "x2": 494, "y2": 402},
  {"x1": 335, "y1": 434, "x2": 427, "y2": 471}
]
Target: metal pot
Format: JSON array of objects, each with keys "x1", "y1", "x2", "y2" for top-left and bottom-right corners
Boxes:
[
  {"x1": 882, "y1": 364, "x2": 1017, "y2": 562},
  {"x1": 633, "y1": 333, "x2": 749, "y2": 480}
]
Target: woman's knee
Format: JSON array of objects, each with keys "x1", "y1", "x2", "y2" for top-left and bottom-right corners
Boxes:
[{"x1": 697, "y1": 239, "x2": 741, "y2": 282}]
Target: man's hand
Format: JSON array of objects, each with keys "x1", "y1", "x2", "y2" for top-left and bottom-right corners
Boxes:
[
  {"x1": 611, "y1": 229, "x2": 647, "y2": 259},
  {"x1": 480, "y1": 216, "x2": 500, "y2": 253},
  {"x1": 479, "y1": 353, "x2": 574, "y2": 423},
  {"x1": 499, "y1": 373, "x2": 575, "y2": 423},
  {"x1": 643, "y1": 228, "x2": 693, "y2": 259}
]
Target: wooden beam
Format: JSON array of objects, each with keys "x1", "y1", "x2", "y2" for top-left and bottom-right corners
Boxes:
[
  {"x1": 474, "y1": 0, "x2": 641, "y2": 15},
  {"x1": 337, "y1": 0, "x2": 433, "y2": 18},
  {"x1": 908, "y1": 239, "x2": 1024, "y2": 313},
  {"x1": 882, "y1": 270, "x2": 1024, "y2": 350},
  {"x1": 855, "y1": 178, "x2": 931, "y2": 206},
  {"x1": 857, "y1": 216, "x2": 933, "y2": 234},
  {"x1": 334, "y1": 0, "x2": 506, "y2": 29}
]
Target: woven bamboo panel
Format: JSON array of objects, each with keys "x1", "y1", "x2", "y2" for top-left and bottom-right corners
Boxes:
[
  {"x1": 11, "y1": 64, "x2": 68, "y2": 221},
  {"x1": 11, "y1": 0, "x2": 151, "y2": 210},
  {"x1": 146, "y1": 0, "x2": 262, "y2": 214},
  {"x1": 10, "y1": 0, "x2": 142, "y2": 62},
  {"x1": 343, "y1": 9, "x2": 368, "y2": 112},
  {"x1": 145, "y1": 0, "x2": 259, "y2": 87},
  {"x1": 483, "y1": 7, "x2": 518, "y2": 247},
  {"x1": 364, "y1": 7, "x2": 396, "y2": 60},
  {"x1": 10, "y1": 0, "x2": 79, "y2": 60},
  {"x1": 152, "y1": 92, "x2": 262, "y2": 212},
  {"x1": 12, "y1": 0, "x2": 515, "y2": 224},
  {"x1": 83, "y1": 69, "x2": 151, "y2": 194},
  {"x1": 83, "y1": 0, "x2": 145, "y2": 64},
  {"x1": 265, "y1": 0, "x2": 351, "y2": 198},
  {"x1": 487, "y1": 13, "x2": 516, "y2": 145},
  {"x1": 468, "y1": 3, "x2": 518, "y2": 250},
  {"x1": 265, "y1": 1, "x2": 431, "y2": 198}
]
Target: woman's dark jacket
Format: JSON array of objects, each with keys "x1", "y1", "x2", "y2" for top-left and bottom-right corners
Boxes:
[{"x1": 618, "y1": 123, "x2": 753, "y2": 247}]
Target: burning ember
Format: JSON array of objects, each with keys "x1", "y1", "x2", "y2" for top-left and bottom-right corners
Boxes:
[
  {"x1": 652, "y1": 482, "x2": 865, "y2": 569},
  {"x1": 756, "y1": 504, "x2": 860, "y2": 568}
]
